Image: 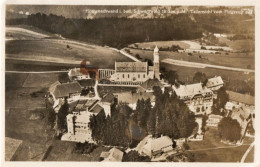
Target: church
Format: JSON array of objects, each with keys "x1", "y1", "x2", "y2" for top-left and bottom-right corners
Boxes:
[{"x1": 99, "y1": 46, "x2": 160, "y2": 85}]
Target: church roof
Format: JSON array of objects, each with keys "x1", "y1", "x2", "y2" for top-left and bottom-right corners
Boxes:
[{"x1": 115, "y1": 62, "x2": 147, "y2": 72}]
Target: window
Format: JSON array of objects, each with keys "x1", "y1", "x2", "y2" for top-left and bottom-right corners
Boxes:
[
  {"x1": 123, "y1": 74, "x2": 124, "y2": 78},
  {"x1": 143, "y1": 74, "x2": 145, "y2": 78},
  {"x1": 128, "y1": 74, "x2": 130, "y2": 78}
]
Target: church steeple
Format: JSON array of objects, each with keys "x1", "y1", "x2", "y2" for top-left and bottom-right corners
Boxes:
[{"x1": 153, "y1": 45, "x2": 160, "y2": 80}]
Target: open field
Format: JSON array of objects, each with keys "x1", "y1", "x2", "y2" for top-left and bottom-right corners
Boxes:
[
  {"x1": 161, "y1": 62, "x2": 255, "y2": 95},
  {"x1": 129, "y1": 49, "x2": 254, "y2": 70},
  {"x1": 6, "y1": 39, "x2": 132, "y2": 69},
  {"x1": 5, "y1": 71, "x2": 113, "y2": 161},
  {"x1": 5, "y1": 26, "x2": 133, "y2": 71},
  {"x1": 6, "y1": 25, "x2": 55, "y2": 38},
  {"x1": 188, "y1": 127, "x2": 254, "y2": 162},
  {"x1": 129, "y1": 40, "x2": 191, "y2": 49},
  {"x1": 6, "y1": 26, "x2": 51, "y2": 40},
  {"x1": 226, "y1": 39, "x2": 255, "y2": 51}
]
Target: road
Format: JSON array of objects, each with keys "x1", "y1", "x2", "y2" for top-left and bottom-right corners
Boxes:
[
  {"x1": 108, "y1": 47, "x2": 141, "y2": 62},
  {"x1": 5, "y1": 71, "x2": 68, "y2": 73},
  {"x1": 240, "y1": 142, "x2": 254, "y2": 162},
  {"x1": 188, "y1": 143, "x2": 251, "y2": 152},
  {"x1": 162, "y1": 58, "x2": 254, "y2": 73}
]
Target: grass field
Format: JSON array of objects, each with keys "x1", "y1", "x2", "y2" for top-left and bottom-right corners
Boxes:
[
  {"x1": 188, "y1": 127, "x2": 254, "y2": 162},
  {"x1": 129, "y1": 49, "x2": 255, "y2": 69},
  {"x1": 161, "y1": 62, "x2": 255, "y2": 95},
  {"x1": 129, "y1": 40, "x2": 191, "y2": 49},
  {"x1": 6, "y1": 26, "x2": 133, "y2": 71},
  {"x1": 6, "y1": 39, "x2": 132, "y2": 69}
]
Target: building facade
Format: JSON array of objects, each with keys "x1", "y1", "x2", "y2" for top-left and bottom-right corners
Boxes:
[
  {"x1": 173, "y1": 83, "x2": 214, "y2": 115},
  {"x1": 100, "y1": 46, "x2": 160, "y2": 85}
]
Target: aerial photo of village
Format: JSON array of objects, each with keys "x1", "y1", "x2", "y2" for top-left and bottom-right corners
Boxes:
[{"x1": 4, "y1": 5, "x2": 255, "y2": 162}]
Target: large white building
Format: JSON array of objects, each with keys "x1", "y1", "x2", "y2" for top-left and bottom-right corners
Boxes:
[
  {"x1": 61, "y1": 93, "x2": 115, "y2": 143},
  {"x1": 99, "y1": 46, "x2": 160, "y2": 85},
  {"x1": 173, "y1": 83, "x2": 214, "y2": 115}
]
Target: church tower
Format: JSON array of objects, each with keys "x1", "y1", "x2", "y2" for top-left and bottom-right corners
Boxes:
[{"x1": 153, "y1": 45, "x2": 160, "y2": 80}]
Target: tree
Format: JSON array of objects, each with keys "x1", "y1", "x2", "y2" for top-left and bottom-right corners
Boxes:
[
  {"x1": 44, "y1": 96, "x2": 56, "y2": 128},
  {"x1": 123, "y1": 150, "x2": 150, "y2": 162},
  {"x1": 214, "y1": 87, "x2": 229, "y2": 110},
  {"x1": 193, "y1": 72, "x2": 207, "y2": 86},
  {"x1": 165, "y1": 71, "x2": 178, "y2": 85},
  {"x1": 218, "y1": 117, "x2": 242, "y2": 142},
  {"x1": 56, "y1": 98, "x2": 69, "y2": 134}
]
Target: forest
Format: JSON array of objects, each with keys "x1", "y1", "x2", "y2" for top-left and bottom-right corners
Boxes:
[{"x1": 6, "y1": 12, "x2": 254, "y2": 48}]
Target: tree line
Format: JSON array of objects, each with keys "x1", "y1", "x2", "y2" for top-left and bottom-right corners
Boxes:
[{"x1": 7, "y1": 13, "x2": 202, "y2": 48}]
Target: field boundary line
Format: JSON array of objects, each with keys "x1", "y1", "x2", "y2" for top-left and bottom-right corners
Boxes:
[
  {"x1": 6, "y1": 71, "x2": 68, "y2": 74},
  {"x1": 188, "y1": 144, "x2": 251, "y2": 152}
]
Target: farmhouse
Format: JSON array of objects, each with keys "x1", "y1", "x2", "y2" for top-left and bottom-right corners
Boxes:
[
  {"x1": 68, "y1": 68, "x2": 90, "y2": 81},
  {"x1": 172, "y1": 83, "x2": 214, "y2": 114},
  {"x1": 225, "y1": 91, "x2": 255, "y2": 110},
  {"x1": 230, "y1": 106, "x2": 254, "y2": 137},
  {"x1": 206, "y1": 76, "x2": 224, "y2": 93},
  {"x1": 100, "y1": 147, "x2": 124, "y2": 162},
  {"x1": 49, "y1": 81, "x2": 82, "y2": 101},
  {"x1": 49, "y1": 81, "x2": 82, "y2": 112},
  {"x1": 138, "y1": 135, "x2": 173, "y2": 158},
  {"x1": 99, "y1": 46, "x2": 160, "y2": 85}
]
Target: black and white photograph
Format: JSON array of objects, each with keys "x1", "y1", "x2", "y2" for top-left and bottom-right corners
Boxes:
[{"x1": 2, "y1": 2, "x2": 258, "y2": 165}]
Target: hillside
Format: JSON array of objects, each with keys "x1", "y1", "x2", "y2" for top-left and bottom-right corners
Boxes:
[{"x1": 5, "y1": 26, "x2": 133, "y2": 71}]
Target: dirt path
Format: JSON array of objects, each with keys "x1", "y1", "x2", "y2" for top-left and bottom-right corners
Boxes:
[
  {"x1": 6, "y1": 27, "x2": 50, "y2": 38},
  {"x1": 240, "y1": 142, "x2": 254, "y2": 162},
  {"x1": 188, "y1": 143, "x2": 251, "y2": 152},
  {"x1": 6, "y1": 71, "x2": 68, "y2": 73}
]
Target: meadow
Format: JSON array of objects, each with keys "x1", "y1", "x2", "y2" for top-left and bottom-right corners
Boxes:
[
  {"x1": 188, "y1": 127, "x2": 254, "y2": 162},
  {"x1": 129, "y1": 49, "x2": 255, "y2": 70}
]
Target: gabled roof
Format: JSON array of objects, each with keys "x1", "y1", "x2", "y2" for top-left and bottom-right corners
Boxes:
[
  {"x1": 206, "y1": 76, "x2": 224, "y2": 88},
  {"x1": 89, "y1": 104, "x2": 103, "y2": 114},
  {"x1": 78, "y1": 79, "x2": 95, "y2": 88},
  {"x1": 173, "y1": 83, "x2": 212, "y2": 98},
  {"x1": 227, "y1": 91, "x2": 254, "y2": 105},
  {"x1": 151, "y1": 136, "x2": 173, "y2": 152},
  {"x1": 101, "y1": 93, "x2": 114, "y2": 103},
  {"x1": 69, "y1": 68, "x2": 84, "y2": 77},
  {"x1": 101, "y1": 147, "x2": 124, "y2": 162},
  {"x1": 139, "y1": 78, "x2": 163, "y2": 90},
  {"x1": 143, "y1": 136, "x2": 173, "y2": 153},
  {"x1": 115, "y1": 62, "x2": 147, "y2": 72},
  {"x1": 50, "y1": 81, "x2": 82, "y2": 99},
  {"x1": 49, "y1": 81, "x2": 61, "y2": 93}
]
